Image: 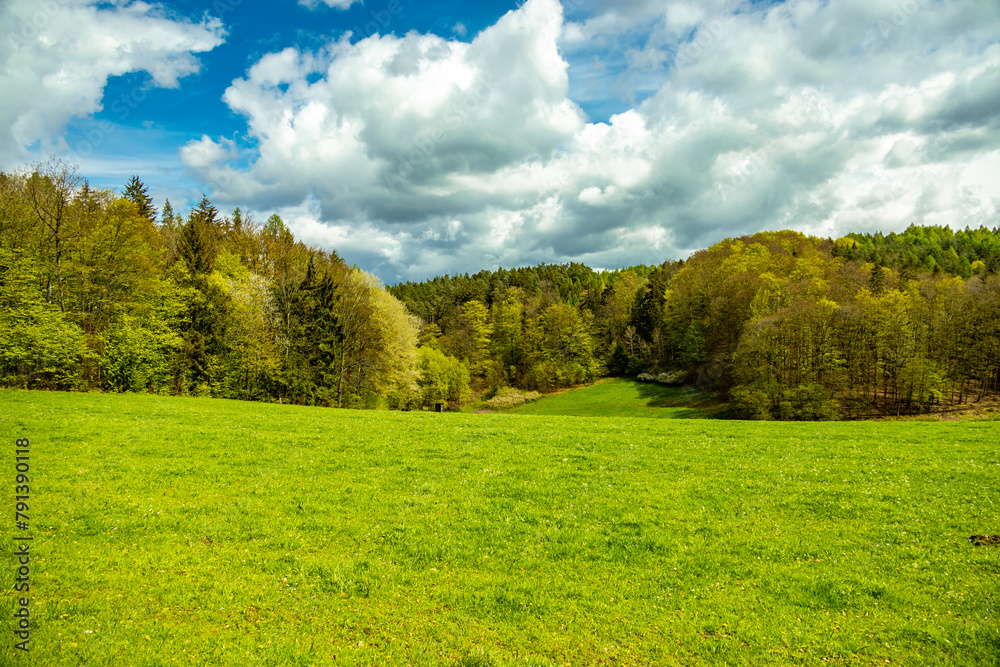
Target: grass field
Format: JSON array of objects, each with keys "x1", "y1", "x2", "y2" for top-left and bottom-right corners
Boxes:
[
  {"x1": 507, "y1": 378, "x2": 725, "y2": 419},
  {"x1": 1, "y1": 389, "x2": 999, "y2": 665}
]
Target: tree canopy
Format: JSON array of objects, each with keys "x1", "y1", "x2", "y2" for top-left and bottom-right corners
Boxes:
[{"x1": 3, "y1": 163, "x2": 999, "y2": 418}]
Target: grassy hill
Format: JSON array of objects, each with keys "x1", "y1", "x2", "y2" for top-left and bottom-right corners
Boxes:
[
  {"x1": 507, "y1": 378, "x2": 726, "y2": 419},
  {"x1": 1, "y1": 389, "x2": 998, "y2": 665}
]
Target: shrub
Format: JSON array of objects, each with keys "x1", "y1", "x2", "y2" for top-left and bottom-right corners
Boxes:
[
  {"x1": 484, "y1": 387, "x2": 542, "y2": 410},
  {"x1": 637, "y1": 371, "x2": 685, "y2": 385},
  {"x1": 731, "y1": 384, "x2": 775, "y2": 420}
]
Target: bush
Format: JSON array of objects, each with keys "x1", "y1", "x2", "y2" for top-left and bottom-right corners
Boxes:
[
  {"x1": 731, "y1": 384, "x2": 775, "y2": 420},
  {"x1": 778, "y1": 384, "x2": 842, "y2": 421},
  {"x1": 636, "y1": 370, "x2": 685, "y2": 385},
  {"x1": 483, "y1": 388, "x2": 542, "y2": 410}
]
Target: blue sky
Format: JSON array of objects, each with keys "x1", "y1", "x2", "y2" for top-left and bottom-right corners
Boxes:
[
  {"x1": 93, "y1": 0, "x2": 530, "y2": 131},
  {"x1": 2, "y1": 0, "x2": 999, "y2": 282}
]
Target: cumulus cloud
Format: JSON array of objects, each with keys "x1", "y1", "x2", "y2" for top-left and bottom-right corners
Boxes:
[
  {"x1": 186, "y1": 0, "x2": 1000, "y2": 282},
  {"x1": 0, "y1": 0, "x2": 224, "y2": 165},
  {"x1": 185, "y1": 0, "x2": 584, "y2": 226}
]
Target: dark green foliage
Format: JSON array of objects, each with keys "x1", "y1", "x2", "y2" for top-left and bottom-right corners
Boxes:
[
  {"x1": 868, "y1": 263, "x2": 886, "y2": 295},
  {"x1": 607, "y1": 342, "x2": 630, "y2": 376},
  {"x1": 833, "y1": 224, "x2": 1000, "y2": 278},
  {"x1": 390, "y1": 262, "x2": 649, "y2": 319},
  {"x1": 123, "y1": 175, "x2": 157, "y2": 224},
  {"x1": 284, "y1": 259, "x2": 341, "y2": 405},
  {"x1": 179, "y1": 196, "x2": 219, "y2": 275},
  {"x1": 173, "y1": 197, "x2": 228, "y2": 391}
]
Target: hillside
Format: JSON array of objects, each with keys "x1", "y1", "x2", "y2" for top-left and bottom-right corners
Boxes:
[
  {"x1": 506, "y1": 378, "x2": 725, "y2": 419},
  {"x1": 3, "y1": 165, "x2": 999, "y2": 420}
]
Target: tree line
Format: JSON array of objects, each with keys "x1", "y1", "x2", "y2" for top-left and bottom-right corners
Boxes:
[
  {"x1": 0, "y1": 163, "x2": 426, "y2": 408},
  {"x1": 3, "y1": 162, "x2": 999, "y2": 418},
  {"x1": 393, "y1": 230, "x2": 1000, "y2": 418}
]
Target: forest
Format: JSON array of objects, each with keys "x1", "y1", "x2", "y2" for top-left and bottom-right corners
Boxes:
[{"x1": 2, "y1": 162, "x2": 1000, "y2": 419}]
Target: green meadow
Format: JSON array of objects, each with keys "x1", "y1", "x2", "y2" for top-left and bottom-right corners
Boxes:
[
  {"x1": 1, "y1": 389, "x2": 998, "y2": 666},
  {"x1": 507, "y1": 378, "x2": 725, "y2": 419}
]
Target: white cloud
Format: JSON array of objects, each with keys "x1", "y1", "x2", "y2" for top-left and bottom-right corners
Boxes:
[
  {"x1": 0, "y1": 0, "x2": 225, "y2": 166},
  {"x1": 298, "y1": 0, "x2": 362, "y2": 9},
  {"x1": 181, "y1": 134, "x2": 237, "y2": 170},
  {"x1": 186, "y1": 0, "x2": 583, "y2": 214},
  {"x1": 186, "y1": 0, "x2": 1000, "y2": 282}
]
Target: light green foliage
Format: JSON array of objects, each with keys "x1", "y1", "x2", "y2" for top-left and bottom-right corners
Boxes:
[
  {"x1": 2, "y1": 390, "x2": 998, "y2": 666},
  {"x1": 362, "y1": 270, "x2": 421, "y2": 402},
  {"x1": 664, "y1": 230, "x2": 1000, "y2": 418},
  {"x1": 0, "y1": 168, "x2": 420, "y2": 407},
  {"x1": 598, "y1": 269, "x2": 644, "y2": 348},
  {"x1": 100, "y1": 312, "x2": 181, "y2": 393},
  {"x1": 332, "y1": 269, "x2": 422, "y2": 407},
  {"x1": 463, "y1": 299, "x2": 493, "y2": 374},
  {"x1": 417, "y1": 345, "x2": 471, "y2": 406},
  {"x1": 0, "y1": 247, "x2": 90, "y2": 389},
  {"x1": 264, "y1": 212, "x2": 290, "y2": 238},
  {"x1": 374, "y1": 286, "x2": 422, "y2": 408},
  {"x1": 532, "y1": 302, "x2": 599, "y2": 389},
  {"x1": 216, "y1": 269, "x2": 280, "y2": 400},
  {"x1": 0, "y1": 302, "x2": 90, "y2": 390},
  {"x1": 490, "y1": 287, "x2": 523, "y2": 374}
]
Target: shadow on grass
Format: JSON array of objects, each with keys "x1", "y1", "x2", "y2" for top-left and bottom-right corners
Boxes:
[
  {"x1": 626, "y1": 379, "x2": 728, "y2": 418},
  {"x1": 505, "y1": 377, "x2": 731, "y2": 419}
]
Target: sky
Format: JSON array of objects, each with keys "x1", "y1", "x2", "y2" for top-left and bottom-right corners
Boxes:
[{"x1": 2, "y1": 0, "x2": 999, "y2": 283}]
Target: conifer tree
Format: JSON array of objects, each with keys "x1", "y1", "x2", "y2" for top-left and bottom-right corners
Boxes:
[
  {"x1": 123, "y1": 175, "x2": 157, "y2": 224},
  {"x1": 179, "y1": 197, "x2": 220, "y2": 275},
  {"x1": 160, "y1": 199, "x2": 177, "y2": 229},
  {"x1": 868, "y1": 262, "x2": 886, "y2": 295},
  {"x1": 284, "y1": 257, "x2": 325, "y2": 403},
  {"x1": 176, "y1": 195, "x2": 226, "y2": 391}
]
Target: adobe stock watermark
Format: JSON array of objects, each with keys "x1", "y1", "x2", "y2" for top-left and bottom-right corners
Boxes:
[
  {"x1": 856, "y1": 131, "x2": 957, "y2": 226},
  {"x1": 384, "y1": 75, "x2": 498, "y2": 192},
  {"x1": 5, "y1": 0, "x2": 243, "y2": 49},
  {"x1": 202, "y1": 163, "x2": 242, "y2": 197},
  {"x1": 71, "y1": 84, "x2": 153, "y2": 161},
  {"x1": 4, "y1": 0, "x2": 68, "y2": 51},
  {"x1": 675, "y1": 15, "x2": 736, "y2": 69},
  {"x1": 12, "y1": 438, "x2": 32, "y2": 653},
  {"x1": 857, "y1": 179, "x2": 909, "y2": 226},
  {"x1": 719, "y1": 146, "x2": 772, "y2": 203},
  {"x1": 538, "y1": 160, "x2": 585, "y2": 198},
  {"x1": 781, "y1": 87, "x2": 833, "y2": 130},
  {"x1": 859, "y1": 0, "x2": 927, "y2": 53},
  {"x1": 351, "y1": 0, "x2": 413, "y2": 41},
  {"x1": 719, "y1": 88, "x2": 834, "y2": 202},
  {"x1": 923, "y1": 132, "x2": 957, "y2": 163}
]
